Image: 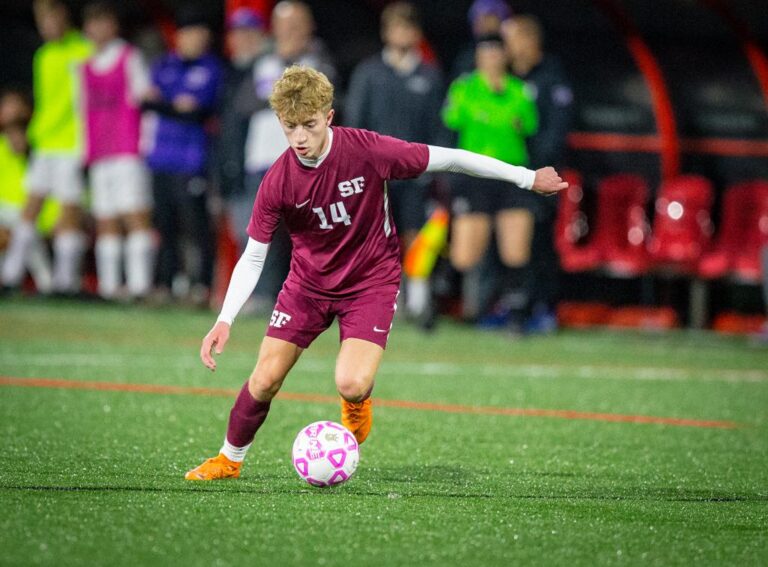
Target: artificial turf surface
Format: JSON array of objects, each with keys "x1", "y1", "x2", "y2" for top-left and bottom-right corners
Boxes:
[{"x1": 1, "y1": 298, "x2": 766, "y2": 566}]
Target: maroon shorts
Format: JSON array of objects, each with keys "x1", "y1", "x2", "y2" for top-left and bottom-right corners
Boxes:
[{"x1": 265, "y1": 283, "x2": 399, "y2": 349}]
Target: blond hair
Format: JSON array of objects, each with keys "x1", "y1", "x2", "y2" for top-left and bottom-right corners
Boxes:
[{"x1": 269, "y1": 65, "x2": 334, "y2": 123}]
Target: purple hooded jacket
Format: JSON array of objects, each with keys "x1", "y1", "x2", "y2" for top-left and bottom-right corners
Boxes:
[{"x1": 144, "y1": 52, "x2": 222, "y2": 175}]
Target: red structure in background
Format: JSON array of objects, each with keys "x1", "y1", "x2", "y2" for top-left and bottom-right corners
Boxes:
[{"x1": 592, "y1": 0, "x2": 681, "y2": 181}]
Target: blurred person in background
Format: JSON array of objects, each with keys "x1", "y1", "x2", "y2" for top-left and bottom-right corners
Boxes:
[
  {"x1": 1, "y1": 0, "x2": 92, "y2": 295},
  {"x1": 451, "y1": 0, "x2": 511, "y2": 80},
  {"x1": 215, "y1": 8, "x2": 268, "y2": 264},
  {"x1": 81, "y1": 2, "x2": 154, "y2": 301},
  {"x1": 504, "y1": 15, "x2": 573, "y2": 334},
  {"x1": 345, "y1": 1, "x2": 445, "y2": 320},
  {"x1": 0, "y1": 88, "x2": 59, "y2": 294},
  {"x1": 142, "y1": 8, "x2": 222, "y2": 306},
  {"x1": 442, "y1": 32, "x2": 538, "y2": 334},
  {"x1": 241, "y1": 0, "x2": 337, "y2": 312}
]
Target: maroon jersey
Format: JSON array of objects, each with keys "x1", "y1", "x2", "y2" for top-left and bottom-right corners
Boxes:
[{"x1": 247, "y1": 127, "x2": 429, "y2": 298}]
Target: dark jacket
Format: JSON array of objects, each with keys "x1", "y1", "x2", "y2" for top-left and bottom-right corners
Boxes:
[
  {"x1": 519, "y1": 54, "x2": 574, "y2": 168},
  {"x1": 345, "y1": 52, "x2": 447, "y2": 146}
]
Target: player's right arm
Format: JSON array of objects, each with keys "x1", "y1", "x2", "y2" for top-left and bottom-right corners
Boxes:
[
  {"x1": 425, "y1": 146, "x2": 567, "y2": 196},
  {"x1": 200, "y1": 238, "x2": 270, "y2": 371}
]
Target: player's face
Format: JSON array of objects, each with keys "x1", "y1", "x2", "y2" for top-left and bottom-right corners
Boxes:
[
  {"x1": 34, "y1": 5, "x2": 69, "y2": 42},
  {"x1": 505, "y1": 26, "x2": 536, "y2": 64},
  {"x1": 476, "y1": 43, "x2": 507, "y2": 75},
  {"x1": 176, "y1": 26, "x2": 211, "y2": 60},
  {"x1": 272, "y1": 4, "x2": 313, "y2": 59},
  {"x1": 84, "y1": 16, "x2": 119, "y2": 47},
  {"x1": 383, "y1": 21, "x2": 421, "y2": 52},
  {"x1": 226, "y1": 28, "x2": 264, "y2": 64},
  {"x1": 279, "y1": 109, "x2": 334, "y2": 160}
]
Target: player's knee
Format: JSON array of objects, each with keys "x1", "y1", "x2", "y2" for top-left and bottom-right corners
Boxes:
[
  {"x1": 336, "y1": 375, "x2": 372, "y2": 403},
  {"x1": 499, "y1": 247, "x2": 530, "y2": 267},
  {"x1": 247, "y1": 370, "x2": 283, "y2": 401},
  {"x1": 450, "y1": 248, "x2": 480, "y2": 272}
]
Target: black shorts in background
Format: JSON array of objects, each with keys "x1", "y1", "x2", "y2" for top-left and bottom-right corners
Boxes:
[
  {"x1": 451, "y1": 177, "x2": 540, "y2": 218},
  {"x1": 387, "y1": 178, "x2": 428, "y2": 232}
]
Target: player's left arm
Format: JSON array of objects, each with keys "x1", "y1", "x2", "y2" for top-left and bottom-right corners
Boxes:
[
  {"x1": 200, "y1": 238, "x2": 270, "y2": 371},
  {"x1": 425, "y1": 146, "x2": 567, "y2": 196}
]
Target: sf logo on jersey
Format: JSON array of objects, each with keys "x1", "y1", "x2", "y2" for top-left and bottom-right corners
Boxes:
[
  {"x1": 312, "y1": 176, "x2": 366, "y2": 230},
  {"x1": 270, "y1": 310, "x2": 292, "y2": 328}
]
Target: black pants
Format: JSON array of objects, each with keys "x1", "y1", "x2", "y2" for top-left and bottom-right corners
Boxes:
[
  {"x1": 152, "y1": 172, "x2": 215, "y2": 290},
  {"x1": 528, "y1": 196, "x2": 559, "y2": 310}
]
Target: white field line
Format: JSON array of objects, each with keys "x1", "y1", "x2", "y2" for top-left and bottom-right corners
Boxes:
[{"x1": 1, "y1": 352, "x2": 766, "y2": 384}]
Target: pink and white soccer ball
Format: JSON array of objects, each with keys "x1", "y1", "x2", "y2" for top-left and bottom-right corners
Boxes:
[{"x1": 292, "y1": 421, "x2": 359, "y2": 487}]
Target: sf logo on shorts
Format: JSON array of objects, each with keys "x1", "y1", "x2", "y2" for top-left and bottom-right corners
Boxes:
[{"x1": 270, "y1": 310, "x2": 292, "y2": 328}]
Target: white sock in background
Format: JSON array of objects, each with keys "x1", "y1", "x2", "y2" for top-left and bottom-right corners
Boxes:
[
  {"x1": 27, "y1": 239, "x2": 53, "y2": 294},
  {"x1": 95, "y1": 234, "x2": 122, "y2": 299},
  {"x1": 125, "y1": 229, "x2": 154, "y2": 298},
  {"x1": 406, "y1": 277, "x2": 430, "y2": 317},
  {"x1": 52, "y1": 231, "x2": 86, "y2": 293},
  {"x1": 1, "y1": 220, "x2": 37, "y2": 286},
  {"x1": 220, "y1": 438, "x2": 251, "y2": 463}
]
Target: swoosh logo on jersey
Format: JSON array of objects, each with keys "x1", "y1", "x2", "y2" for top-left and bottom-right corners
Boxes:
[
  {"x1": 373, "y1": 326, "x2": 388, "y2": 333},
  {"x1": 295, "y1": 199, "x2": 311, "y2": 208}
]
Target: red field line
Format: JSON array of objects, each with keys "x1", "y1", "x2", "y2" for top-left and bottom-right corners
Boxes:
[{"x1": 0, "y1": 376, "x2": 741, "y2": 429}]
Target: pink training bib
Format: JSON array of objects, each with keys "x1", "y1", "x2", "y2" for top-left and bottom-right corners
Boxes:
[{"x1": 84, "y1": 44, "x2": 142, "y2": 164}]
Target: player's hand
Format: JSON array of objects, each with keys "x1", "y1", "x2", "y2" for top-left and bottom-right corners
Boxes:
[
  {"x1": 143, "y1": 86, "x2": 162, "y2": 102},
  {"x1": 173, "y1": 94, "x2": 199, "y2": 113},
  {"x1": 200, "y1": 321, "x2": 231, "y2": 372},
  {"x1": 531, "y1": 167, "x2": 569, "y2": 196}
]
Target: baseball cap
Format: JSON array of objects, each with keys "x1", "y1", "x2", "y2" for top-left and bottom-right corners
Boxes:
[
  {"x1": 468, "y1": 0, "x2": 512, "y2": 27},
  {"x1": 227, "y1": 7, "x2": 264, "y2": 30}
]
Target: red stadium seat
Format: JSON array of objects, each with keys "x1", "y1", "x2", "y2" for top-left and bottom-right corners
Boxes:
[
  {"x1": 697, "y1": 180, "x2": 768, "y2": 283},
  {"x1": 697, "y1": 182, "x2": 750, "y2": 279},
  {"x1": 554, "y1": 170, "x2": 602, "y2": 272},
  {"x1": 591, "y1": 174, "x2": 651, "y2": 277},
  {"x1": 732, "y1": 181, "x2": 768, "y2": 283},
  {"x1": 647, "y1": 175, "x2": 714, "y2": 273}
]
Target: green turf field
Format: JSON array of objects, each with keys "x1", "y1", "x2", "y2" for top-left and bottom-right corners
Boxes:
[{"x1": 1, "y1": 298, "x2": 766, "y2": 566}]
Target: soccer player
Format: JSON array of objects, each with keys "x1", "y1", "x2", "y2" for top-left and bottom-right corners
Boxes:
[
  {"x1": 185, "y1": 66, "x2": 566, "y2": 481},
  {"x1": 81, "y1": 2, "x2": 154, "y2": 300},
  {"x1": 0, "y1": 88, "x2": 59, "y2": 293},
  {"x1": 1, "y1": 0, "x2": 91, "y2": 295}
]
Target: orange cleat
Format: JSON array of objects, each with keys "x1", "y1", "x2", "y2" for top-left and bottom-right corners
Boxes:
[
  {"x1": 341, "y1": 397, "x2": 373, "y2": 444},
  {"x1": 184, "y1": 453, "x2": 242, "y2": 481}
]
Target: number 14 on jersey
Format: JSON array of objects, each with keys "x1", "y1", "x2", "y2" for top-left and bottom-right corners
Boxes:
[{"x1": 313, "y1": 202, "x2": 351, "y2": 230}]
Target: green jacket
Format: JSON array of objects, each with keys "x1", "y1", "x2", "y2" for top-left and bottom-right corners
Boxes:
[
  {"x1": 442, "y1": 71, "x2": 538, "y2": 166},
  {"x1": 27, "y1": 30, "x2": 92, "y2": 154},
  {"x1": 0, "y1": 136, "x2": 60, "y2": 234}
]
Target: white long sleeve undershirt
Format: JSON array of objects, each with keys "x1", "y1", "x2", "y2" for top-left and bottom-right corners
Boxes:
[
  {"x1": 216, "y1": 144, "x2": 536, "y2": 327},
  {"x1": 425, "y1": 145, "x2": 536, "y2": 190},
  {"x1": 216, "y1": 238, "x2": 270, "y2": 325}
]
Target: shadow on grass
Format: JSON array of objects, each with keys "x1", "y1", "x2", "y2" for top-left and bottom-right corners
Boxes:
[{"x1": 2, "y1": 482, "x2": 766, "y2": 503}]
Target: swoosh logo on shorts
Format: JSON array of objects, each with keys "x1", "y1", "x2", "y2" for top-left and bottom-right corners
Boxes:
[
  {"x1": 295, "y1": 199, "x2": 311, "y2": 208},
  {"x1": 373, "y1": 326, "x2": 388, "y2": 333}
]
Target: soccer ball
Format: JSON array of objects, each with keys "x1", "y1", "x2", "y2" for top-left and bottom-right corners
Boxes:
[{"x1": 292, "y1": 421, "x2": 359, "y2": 487}]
